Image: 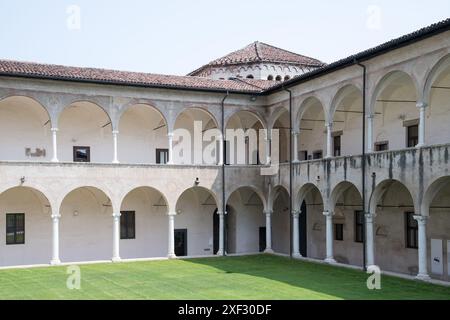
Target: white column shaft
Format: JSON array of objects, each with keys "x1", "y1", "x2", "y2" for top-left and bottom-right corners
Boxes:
[
  {"x1": 217, "y1": 211, "x2": 226, "y2": 255},
  {"x1": 326, "y1": 123, "x2": 333, "y2": 158},
  {"x1": 324, "y1": 211, "x2": 335, "y2": 263},
  {"x1": 168, "y1": 214, "x2": 176, "y2": 258},
  {"x1": 168, "y1": 133, "x2": 174, "y2": 164},
  {"x1": 293, "y1": 132, "x2": 299, "y2": 163},
  {"x1": 112, "y1": 130, "x2": 119, "y2": 164},
  {"x1": 264, "y1": 210, "x2": 273, "y2": 253},
  {"x1": 50, "y1": 214, "x2": 61, "y2": 265},
  {"x1": 292, "y1": 211, "x2": 301, "y2": 257},
  {"x1": 417, "y1": 103, "x2": 427, "y2": 147},
  {"x1": 414, "y1": 215, "x2": 430, "y2": 279},
  {"x1": 51, "y1": 128, "x2": 59, "y2": 162},
  {"x1": 367, "y1": 115, "x2": 374, "y2": 153},
  {"x1": 365, "y1": 213, "x2": 375, "y2": 266},
  {"x1": 112, "y1": 213, "x2": 121, "y2": 262}
]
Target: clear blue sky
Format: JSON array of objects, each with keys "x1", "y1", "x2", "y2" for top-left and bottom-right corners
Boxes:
[{"x1": 0, "y1": 1, "x2": 449, "y2": 76}]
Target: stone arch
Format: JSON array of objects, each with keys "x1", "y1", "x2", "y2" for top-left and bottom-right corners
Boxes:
[
  {"x1": 329, "y1": 181, "x2": 363, "y2": 213},
  {"x1": 329, "y1": 84, "x2": 363, "y2": 120},
  {"x1": 423, "y1": 53, "x2": 450, "y2": 104},
  {"x1": 421, "y1": 176, "x2": 450, "y2": 217},
  {"x1": 226, "y1": 185, "x2": 267, "y2": 211},
  {"x1": 296, "y1": 183, "x2": 325, "y2": 211},
  {"x1": 368, "y1": 179, "x2": 416, "y2": 215}
]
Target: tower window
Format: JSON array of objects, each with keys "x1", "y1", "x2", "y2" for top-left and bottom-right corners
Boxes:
[
  {"x1": 284, "y1": 75, "x2": 291, "y2": 81},
  {"x1": 246, "y1": 74, "x2": 254, "y2": 79},
  {"x1": 275, "y1": 75, "x2": 282, "y2": 81},
  {"x1": 267, "y1": 75, "x2": 274, "y2": 81}
]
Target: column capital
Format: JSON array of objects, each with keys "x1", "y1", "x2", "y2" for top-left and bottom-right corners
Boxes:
[
  {"x1": 167, "y1": 132, "x2": 174, "y2": 138},
  {"x1": 325, "y1": 122, "x2": 333, "y2": 129},
  {"x1": 413, "y1": 215, "x2": 429, "y2": 225},
  {"x1": 416, "y1": 101, "x2": 428, "y2": 109},
  {"x1": 51, "y1": 214, "x2": 61, "y2": 220},
  {"x1": 323, "y1": 211, "x2": 334, "y2": 217},
  {"x1": 291, "y1": 130, "x2": 299, "y2": 136},
  {"x1": 112, "y1": 130, "x2": 119, "y2": 135},
  {"x1": 51, "y1": 127, "x2": 59, "y2": 132},
  {"x1": 366, "y1": 113, "x2": 375, "y2": 120},
  {"x1": 263, "y1": 209, "x2": 273, "y2": 216},
  {"x1": 216, "y1": 211, "x2": 227, "y2": 216},
  {"x1": 292, "y1": 210, "x2": 301, "y2": 218},
  {"x1": 365, "y1": 213, "x2": 376, "y2": 223},
  {"x1": 168, "y1": 211, "x2": 177, "y2": 217},
  {"x1": 112, "y1": 212, "x2": 121, "y2": 218}
]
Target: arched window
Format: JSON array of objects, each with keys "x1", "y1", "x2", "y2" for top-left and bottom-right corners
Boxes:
[
  {"x1": 284, "y1": 75, "x2": 291, "y2": 81},
  {"x1": 246, "y1": 74, "x2": 254, "y2": 79},
  {"x1": 267, "y1": 75, "x2": 274, "y2": 81},
  {"x1": 275, "y1": 75, "x2": 282, "y2": 81}
]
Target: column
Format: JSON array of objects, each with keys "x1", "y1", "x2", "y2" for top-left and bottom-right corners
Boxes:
[
  {"x1": 416, "y1": 102, "x2": 428, "y2": 148},
  {"x1": 265, "y1": 131, "x2": 271, "y2": 165},
  {"x1": 112, "y1": 130, "x2": 119, "y2": 164},
  {"x1": 414, "y1": 215, "x2": 430, "y2": 280},
  {"x1": 365, "y1": 213, "x2": 376, "y2": 267},
  {"x1": 168, "y1": 213, "x2": 176, "y2": 258},
  {"x1": 51, "y1": 127, "x2": 59, "y2": 162},
  {"x1": 167, "y1": 132, "x2": 174, "y2": 164},
  {"x1": 325, "y1": 122, "x2": 333, "y2": 158},
  {"x1": 323, "y1": 211, "x2": 336, "y2": 263},
  {"x1": 50, "y1": 213, "x2": 61, "y2": 265},
  {"x1": 292, "y1": 210, "x2": 301, "y2": 258},
  {"x1": 264, "y1": 209, "x2": 273, "y2": 253},
  {"x1": 112, "y1": 212, "x2": 121, "y2": 262},
  {"x1": 216, "y1": 211, "x2": 226, "y2": 255},
  {"x1": 366, "y1": 114, "x2": 374, "y2": 153},
  {"x1": 218, "y1": 135, "x2": 224, "y2": 165},
  {"x1": 292, "y1": 131, "x2": 299, "y2": 163}
]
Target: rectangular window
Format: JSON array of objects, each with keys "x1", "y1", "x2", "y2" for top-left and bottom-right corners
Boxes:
[
  {"x1": 405, "y1": 212, "x2": 418, "y2": 249},
  {"x1": 407, "y1": 124, "x2": 419, "y2": 148},
  {"x1": 375, "y1": 141, "x2": 389, "y2": 151},
  {"x1": 333, "y1": 135, "x2": 341, "y2": 157},
  {"x1": 156, "y1": 149, "x2": 169, "y2": 164},
  {"x1": 6, "y1": 213, "x2": 25, "y2": 245},
  {"x1": 335, "y1": 223, "x2": 344, "y2": 241},
  {"x1": 73, "y1": 146, "x2": 90, "y2": 162},
  {"x1": 313, "y1": 150, "x2": 323, "y2": 160},
  {"x1": 120, "y1": 211, "x2": 135, "y2": 240},
  {"x1": 355, "y1": 211, "x2": 364, "y2": 243},
  {"x1": 299, "y1": 151, "x2": 308, "y2": 161}
]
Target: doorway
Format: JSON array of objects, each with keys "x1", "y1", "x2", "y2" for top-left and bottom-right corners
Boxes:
[
  {"x1": 174, "y1": 229, "x2": 187, "y2": 257},
  {"x1": 299, "y1": 201, "x2": 308, "y2": 257}
]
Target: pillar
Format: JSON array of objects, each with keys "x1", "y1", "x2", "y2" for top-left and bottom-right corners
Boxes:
[
  {"x1": 325, "y1": 122, "x2": 333, "y2": 158},
  {"x1": 365, "y1": 213, "x2": 376, "y2": 267},
  {"x1": 367, "y1": 114, "x2": 374, "y2": 153},
  {"x1": 50, "y1": 213, "x2": 61, "y2": 265},
  {"x1": 292, "y1": 131, "x2": 299, "y2": 163},
  {"x1": 416, "y1": 102, "x2": 428, "y2": 148},
  {"x1": 51, "y1": 127, "x2": 59, "y2": 162},
  {"x1": 414, "y1": 215, "x2": 430, "y2": 280},
  {"x1": 264, "y1": 209, "x2": 273, "y2": 253},
  {"x1": 168, "y1": 213, "x2": 176, "y2": 258},
  {"x1": 167, "y1": 132, "x2": 174, "y2": 164},
  {"x1": 292, "y1": 210, "x2": 301, "y2": 258},
  {"x1": 323, "y1": 211, "x2": 336, "y2": 263},
  {"x1": 218, "y1": 135, "x2": 224, "y2": 165},
  {"x1": 112, "y1": 130, "x2": 119, "y2": 164},
  {"x1": 216, "y1": 211, "x2": 226, "y2": 255},
  {"x1": 112, "y1": 212, "x2": 121, "y2": 262},
  {"x1": 265, "y1": 130, "x2": 271, "y2": 165}
]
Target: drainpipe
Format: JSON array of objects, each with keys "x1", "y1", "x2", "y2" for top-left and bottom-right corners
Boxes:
[
  {"x1": 355, "y1": 59, "x2": 367, "y2": 271},
  {"x1": 221, "y1": 91, "x2": 229, "y2": 257},
  {"x1": 283, "y1": 86, "x2": 293, "y2": 259}
]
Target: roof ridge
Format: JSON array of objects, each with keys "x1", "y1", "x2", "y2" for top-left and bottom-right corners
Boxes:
[
  {"x1": 257, "y1": 41, "x2": 324, "y2": 64},
  {"x1": 254, "y1": 41, "x2": 262, "y2": 61}
]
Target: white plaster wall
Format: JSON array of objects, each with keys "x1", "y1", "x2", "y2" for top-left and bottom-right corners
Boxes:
[
  {"x1": 0, "y1": 187, "x2": 52, "y2": 266},
  {"x1": 58, "y1": 102, "x2": 113, "y2": 163},
  {"x1": 118, "y1": 105, "x2": 168, "y2": 164},
  {"x1": 0, "y1": 97, "x2": 52, "y2": 161},
  {"x1": 120, "y1": 187, "x2": 168, "y2": 259},
  {"x1": 59, "y1": 187, "x2": 113, "y2": 262}
]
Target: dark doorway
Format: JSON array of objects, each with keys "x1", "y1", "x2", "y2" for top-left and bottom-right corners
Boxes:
[
  {"x1": 259, "y1": 227, "x2": 266, "y2": 252},
  {"x1": 299, "y1": 201, "x2": 308, "y2": 257},
  {"x1": 213, "y1": 207, "x2": 230, "y2": 254},
  {"x1": 174, "y1": 229, "x2": 187, "y2": 257}
]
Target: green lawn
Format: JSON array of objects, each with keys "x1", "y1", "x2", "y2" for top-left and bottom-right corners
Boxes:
[{"x1": 0, "y1": 255, "x2": 449, "y2": 300}]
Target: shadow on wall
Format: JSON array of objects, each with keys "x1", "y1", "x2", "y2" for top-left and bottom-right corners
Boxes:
[{"x1": 178, "y1": 255, "x2": 450, "y2": 300}]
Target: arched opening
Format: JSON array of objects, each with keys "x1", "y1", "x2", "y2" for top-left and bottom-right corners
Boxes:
[
  {"x1": 120, "y1": 187, "x2": 168, "y2": 259},
  {"x1": 175, "y1": 187, "x2": 218, "y2": 256},
  {"x1": 298, "y1": 184, "x2": 324, "y2": 259},
  {"x1": 275, "y1": 75, "x2": 282, "y2": 82},
  {"x1": 58, "y1": 101, "x2": 113, "y2": 163},
  {"x1": 330, "y1": 181, "x2": 363, "y2": 266},
  {"x1": 297, "y1": 97, "x2": 326, "y2": 160},
  {"x1": 246, "y1": 74, "x2": 254, "y2": 79},
  {"x1": 425, "y1": 55, "x2": 450, "y2": 146},
  {"x1": 59, "y1": 186, "x2": 113, "y2": 262},
  {"x1": 118, "y1": 104, "x2": 168, "y2": 164},
  {"x1": 370, "y1": 180, "x2": 417, "y2": 275},
  {"x1": 422, "y1": 176, "x2": 450, "y2": 280},
  {"x1": 173, "y1": 108, "x2": 219, "y2": 165},
  {"x1": 284, "y1": 75, "x2": 291, "y2": 81},
  {"x1": 0, "y1": 96, "x2": 51, "y2": 161},
  {"x1": 226, "y1": 186, "x2": 265, "y2": 254},
  {"x1": 0, "y1": 186, "x2": 52, "y2": 266},
  {"x1": 267, "y1": 75, "x2": 274, "y2": 81},
  {"x1": 226, "y1": 111, "x2": 265, "y2": 165},
  {"x1": 372, "y1": 71, "x2": 418, "y2": 151},
  {"x1": 330, "y1": 85, "x2": 363, "y2": 157},
  {"x1": 271, "y1": 186, "x2": 290, "y2": 254},
  {"x1": 272, "y1": 109, "x2": 290, "y2": 163}
]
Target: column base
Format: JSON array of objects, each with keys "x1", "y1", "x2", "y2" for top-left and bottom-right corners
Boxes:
[
  {"x1": 50, "y1": 259, "x2": 61, "y2": 265},
  {"x1": 292, "y1": 253, "x2": 302, "y2": 259},
  {"x1": 415, "y1": 143, "x2": 425, "y2": 148},
  {"x1": 264, "y1": 248, "x2": 274, "y2": 254},
  {"x1": 292, "y1": 160, "x2": 300, "y2": 164},
  {"x1": 112, "y1": 257, "x2": 122, "y2": 263},
  {"x1": 324, "y1": 258, "x2": 336, "y2": 264},
  {"x1": 51, "y1": 158, "x2": 59, "y2": 163},
  {"x1": 415, "y1": 273, "x2": 431, "y2": 281},
  {"x1": 168, "y1": 253, "x2": 177, "y2": 259},
  {"x1": 112, "y1": 160, "x2": 120, "y2": 164},
  {"x1": 216, "y1": 250, "x2": 227, "y2": 256}
]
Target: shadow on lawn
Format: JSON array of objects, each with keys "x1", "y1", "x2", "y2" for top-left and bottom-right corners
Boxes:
[{"x1": 180, "y1": 254, "x2": 450, "y2": 300}]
